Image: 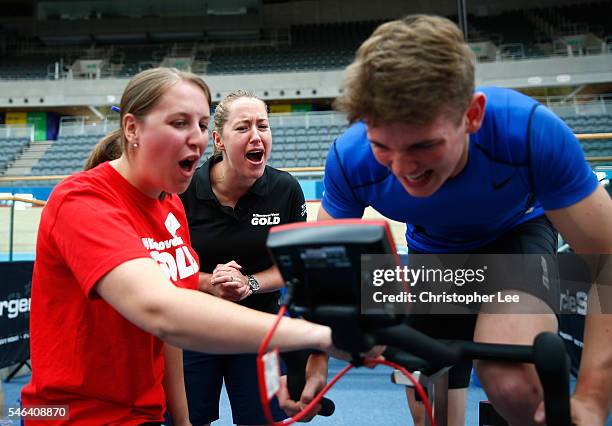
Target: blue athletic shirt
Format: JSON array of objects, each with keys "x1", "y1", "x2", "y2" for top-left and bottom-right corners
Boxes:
[{"x1": 322, "y1": 87, "x2": 598, "y2": 252}]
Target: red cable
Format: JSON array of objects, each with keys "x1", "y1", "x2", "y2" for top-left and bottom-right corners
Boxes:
[
  {"x1": 368, "y1": 358, "x2": 436, "y2": 426},
  {"x1": 256, "y1": 305, "x2": 287, "y2": 425},
  {"x1": 256, "y1": 306, "x2": 437, "y2": 426}
]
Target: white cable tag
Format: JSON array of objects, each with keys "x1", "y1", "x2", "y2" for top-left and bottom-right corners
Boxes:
[{"x1": 263, "y1": 348, "x2": 281, "y2": 399}]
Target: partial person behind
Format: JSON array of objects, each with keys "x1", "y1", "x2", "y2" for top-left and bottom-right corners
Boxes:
[{"x1": 179, "y1": 89, "x2": 308, "y2": 426}]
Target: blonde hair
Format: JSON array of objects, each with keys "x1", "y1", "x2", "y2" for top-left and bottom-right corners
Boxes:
[
  {"x1": 334, "y1": 14, "x2": 475, "y2": 126},
  {"x1": 85, "y1": 67, "x2": 212, "y2": 170},
  {"x1": 211, "y1": 90, "x2": 268, "y2": 159}
]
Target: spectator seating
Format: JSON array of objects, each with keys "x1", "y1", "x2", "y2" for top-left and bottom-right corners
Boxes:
[
  {"x1": 28, "y1": 135, "x2": 97, "y2": 176},
  {"x1": 5, "y1": 111, "x2": 611, "y2": 184},
  {"x1": 0, "y1": 138, "x2": 31, "y2": 175},
  {"x1": 21, "y1": 122, "x2": 347, "y2": 180},
  {"x1": 5, "y1": 3, "x2": 611, "y2": 80},
  {"x1": 563, "y1": 113, "x2": 612, "y2": 164}
]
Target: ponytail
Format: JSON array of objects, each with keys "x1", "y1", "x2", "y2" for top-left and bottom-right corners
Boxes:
[
  {"x1": 84, "y1": 129, "x2": 123, "y2": 171},
  {"x1": 211, "y1": 142, "x2": 223, "y2": 161}
]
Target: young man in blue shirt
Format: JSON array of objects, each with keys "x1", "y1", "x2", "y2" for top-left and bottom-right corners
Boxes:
[{"x1": 282, "y1": 14, "x2": 612, "y2": 426}]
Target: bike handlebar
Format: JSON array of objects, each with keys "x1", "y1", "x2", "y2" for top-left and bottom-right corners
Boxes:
[{"x1": 369, "y1": 325, "x2": 571, "y2": 426}]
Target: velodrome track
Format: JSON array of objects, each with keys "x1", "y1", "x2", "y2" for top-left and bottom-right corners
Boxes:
[
  {"x1": 0, "y1": 200, "x2": 407, "y2": 260},
  {"x1": 0, "y1": 205, "x2": 40, "y2": 260}
]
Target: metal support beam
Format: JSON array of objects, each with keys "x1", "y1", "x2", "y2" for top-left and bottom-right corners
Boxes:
[
  {"x1": 457, "y1": 0, "x2": 468, "y2": 42},
  {"x1": 88, "y1": 105, "x2": 104, "y2": 121},
  {"x1": 9, "y1": 199, "x2": 14, "y2": 262}
]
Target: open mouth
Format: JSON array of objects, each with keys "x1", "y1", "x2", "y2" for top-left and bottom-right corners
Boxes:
[
  {"x1": 245, "y1": 149, "x2": 264, "y2": 163},
  {"x1": 403, "y1": 170, "x2": 433, "y2": 185},
  {"x1": 405, "y1": 170, "x2": 431, "y2": 182},
  {"x1": 178, "y1": 155, "x2": 199, "y2": 173}
]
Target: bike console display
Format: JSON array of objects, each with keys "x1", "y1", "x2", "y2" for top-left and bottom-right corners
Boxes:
[{"x1": 267, "y1": 219, "x2": 399, "y2": 329}]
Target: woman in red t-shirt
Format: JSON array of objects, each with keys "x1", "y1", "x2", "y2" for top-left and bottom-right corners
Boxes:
[{"x1": 21, "y1": 68, "x2": 340, "y2": 426}]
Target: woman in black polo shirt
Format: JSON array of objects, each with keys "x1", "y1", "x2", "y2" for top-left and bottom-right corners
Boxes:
[{"x1": 180, "y1": 90, "x2": 307, "y2": 425}]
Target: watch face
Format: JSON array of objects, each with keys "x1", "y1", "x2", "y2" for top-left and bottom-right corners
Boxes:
[{"x1": 248, "y1": 275, "x2": 260, "y2": 291}]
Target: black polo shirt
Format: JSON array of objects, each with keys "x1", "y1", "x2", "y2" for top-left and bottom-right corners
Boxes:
[{"x1": 180, "y1": 156, "x2": 307, "y2": 313}]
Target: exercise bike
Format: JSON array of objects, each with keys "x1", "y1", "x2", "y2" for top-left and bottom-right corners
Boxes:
[{"x1": 266, "y1": 219, "x2": 571, "y2": 426}]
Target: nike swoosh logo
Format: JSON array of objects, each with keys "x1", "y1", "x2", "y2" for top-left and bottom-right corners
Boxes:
[{"x1": 492, "y1": 175, "x2": 513, "y2": 190}]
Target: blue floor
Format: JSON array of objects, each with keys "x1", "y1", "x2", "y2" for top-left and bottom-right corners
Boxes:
[
  {"x1": 0, "y1": 361, "x2": 486, "y2": 425},
  {"x1": 3, "y1": 360, "x2": 611, "y2": 425}
]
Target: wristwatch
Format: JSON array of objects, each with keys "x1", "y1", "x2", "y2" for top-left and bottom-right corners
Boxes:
[{"x1": 247, "y1": 275, "x2": 260, "y2": 294}]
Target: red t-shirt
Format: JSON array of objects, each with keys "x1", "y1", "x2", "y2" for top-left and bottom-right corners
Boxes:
[{"x1": 21, "y1": 162, "x2": 199, "y2": 425}]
